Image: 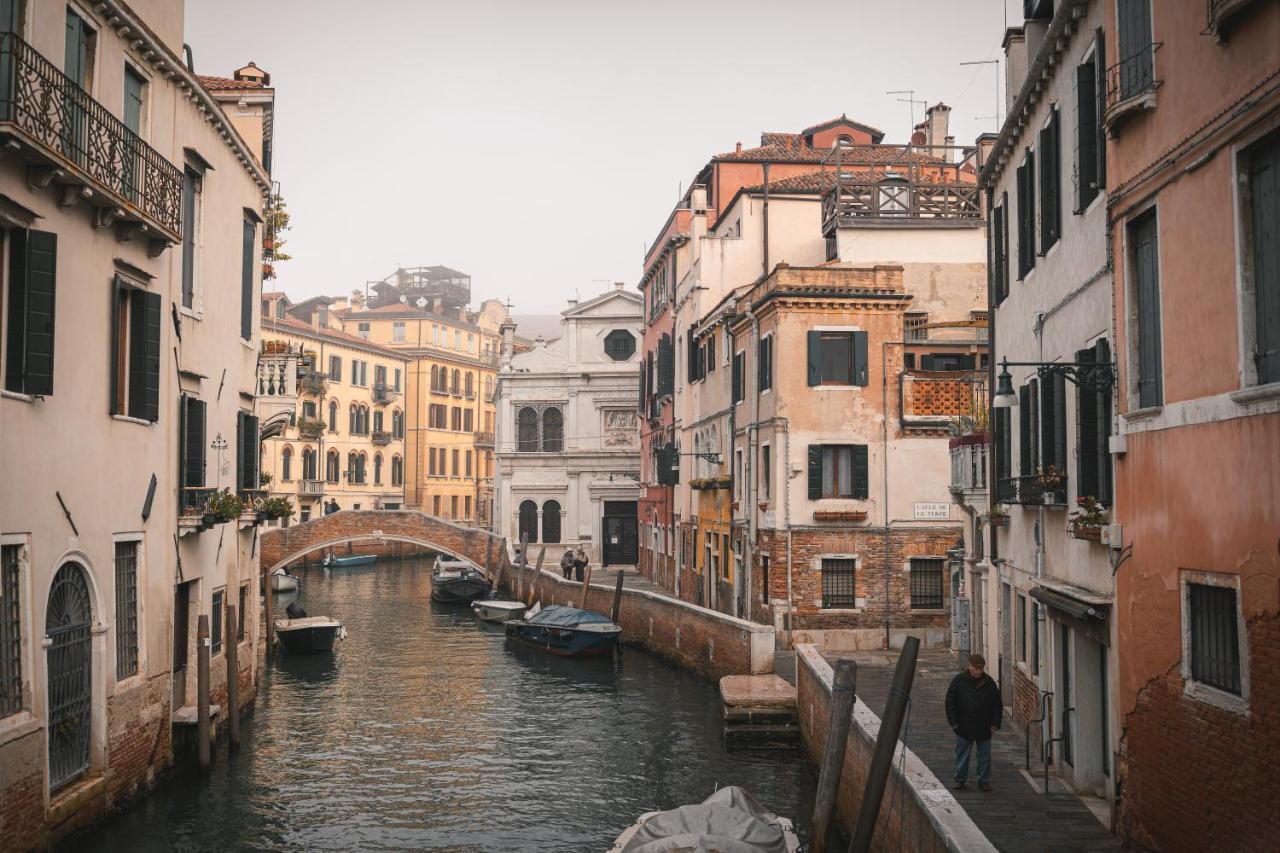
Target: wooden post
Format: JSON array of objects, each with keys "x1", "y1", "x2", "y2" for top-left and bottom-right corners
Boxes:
[
  {"x1": 811, "y1": 659, "x2": 857, "y2": 853},
  {"x1": 226, "y1": 604, "x2": 240, "y2": 751},
  {"x1": 531, "y1": 545, "x2": 546, "y2": 606},
  {"x1": 610, "y1": 570, "x2": 625, "y2": 624},
  {"x1": 263, "y1": 566, "x2": 274, "y2": 664},
  {"x1": 579, "y1": 564, "x2": 593, "y2": 611},
  {"x1": 485, "y1": 537, "x2": 496, "y2": 587},
  {"x1": 516, "y1": 534, "x2": 529, "y2": 602},
  {"x1": 196, "y1": 614, "x2": 211, "y2": 771}
]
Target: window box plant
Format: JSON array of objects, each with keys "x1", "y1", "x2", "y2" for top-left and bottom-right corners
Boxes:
[
  {"x1": 259, "y1": 496, "x2": 295, "y2": 521},
  {"x1": 986, "y1": 505, "x2": 1009, "y2": 527},
  {"x1": 297, "y1": 416, "x2": 326, "y2": 439},
  {"x1": 1068, "y1": 495, "x2": 1107, "y2": 542},
  {"x1": 814, "y1": 510, "x2": 868, "y2": 522},
  {"x1": 207, "y1": 490, "x2": 245, "y2": 524}
]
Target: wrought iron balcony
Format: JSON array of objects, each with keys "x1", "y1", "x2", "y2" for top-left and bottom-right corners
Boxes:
[
  {"x1": 1103, "y1": 44, "x2": 1162, "y2": 134},
  {"x1": 179, "y1": 487, "x2": 215, "y2": 517},
  {"x1": 372, "y1": 383, "x2": 399, "y2": 405},
  {"x1": 901, "y1": 371, "x2": 986, "y2": 429},
  {"x1": 473, "y1": 431, "x2": 495, "y2": 447},
  {"x1": 996, "y1": 474, "x2": 1068, "y2": 507},
  {"x1": 0, "y1": 33, "x2": 182, "y2": 242},
  {"x1": 298, "y1": 371, "x2": 327, "y2": 397},
  {"x1": 371, "y1": 430, "x2": 392, "y2": 446},
  {"x1": 297, "y1": 417, "x2": 326, "y2": 439},
  {"x1": 298, "y1": 479, "x2": 324, "y2": 497}
]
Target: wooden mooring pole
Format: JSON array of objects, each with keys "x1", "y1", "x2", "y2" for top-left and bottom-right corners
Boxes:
[
  {"x1": 610, "y1": 571, "x2": 625, "y2": 624},
  {"x1": 226, "y1": 603, "x2": 240, "y2": 752},
  {"x1": 531, "y1": 546, "x2": 546, "y2": 606},
  {"x1": 579, "y1": 564, "x2": 593, "y2": 611},
  {"x1": 849, "y1": 637, "x2": 920, "y2": 853},
  {"x1": 811, "y1": 659, "x2": 856, "y2": 853},
  {"x1": 196, "y1": 614, "x2": 211, "y2": 771},
  {"x1": 516, "y1": 534, "x2": 529, "y2": 601},
  {"x1": 263, "y1": 567, "x2": 274, "y2": 664}
]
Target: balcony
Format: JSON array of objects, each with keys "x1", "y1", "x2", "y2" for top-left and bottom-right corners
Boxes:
[
  {"x1": 901, "y1": 371, "x2": 986, "y2": 430},
  {"x1": 298, "y1": 479, "x2": 324, "y2": 498},
  {"x1": 371, "y1": 430, "x2": 392, "y2": 446},
  {"x1": 996, "y1": 474, "x2": 1068, "y2": 507},
  {"x1": 473, "y1": 431, "x2": 495, "y2": 447},
  {"x1": 297, "y1": 417, "x2": 326, "y2": 440},
  {"x1": 1103, "y1": 44, "x2": 1162, "y2": 135},
  {"x1": 298, "y1": 371, "x2": 327, "y2": 397},
  {"x1": 949, "y1": 434, "x2": 989, "y2": 494},
  {"x1": 372, "y1": 383, "x2": 399, "y2": 405},
  {"x1": 0, "y1": 33, "x2": 181, "y2": 245},
  {"x1": 820, "y1": 143, "x2": 983, "y2": 235}
]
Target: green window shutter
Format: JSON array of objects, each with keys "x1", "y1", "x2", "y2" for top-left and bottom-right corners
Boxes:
[
  {"x1": 178, "y1": 393, "x2": 187, "y2": 489},
  {"x1": 236, "y1": 411, "x2": 246, "y2": 492},
  {"x1": 184, "y1": 397, "x2": 206, "y2": 487},
  {"x1": 853, "y1": 330, "x2": 869, "y2": 386},
  {"x1": 657, "y1": 333, "x2": 673, "y2": 394},
  {"x1": 807, "y1": 445, "x2": 822, "y2": 499},
  {"x1": 1075, "y1": 60, "x2": 1098, "y2": 212},
  {"x1": 1094, "y1": 29, "x2": 1107, "y2": 190},
  {"x1": 732, "y1": 352, "x2": 743, "y2": 403},
  {"x1": 1075, "y1": 347, "x2": 1098, "y2": 498},
  {"x1": 128, "y1": 290, "x2": 161, "y2": 421},
  {"x1": 687, "y1": 333, "x2": 697, "y2": 383},
  {"x1": 1095, "y1": 339, "x2": 1113, "y2": 505},
  {"x1": 853, "y1": 445, "x2": 869, "y2": 499},
  {"x1": 240, "y1": 216, "x2": 255, "y2": 340},
  {"x1": 5, "y1": 229, "x2": 57, "y2": 396},
  {"x1": 806, "y1": 330, "x2": 821, "y2": 385},
  {"x1": 1018, "y1": 385, "x2": 1032, "y2": 476},
  {"x1": 1249, "y1": 135, "x2": 1280, "y2": 384}
]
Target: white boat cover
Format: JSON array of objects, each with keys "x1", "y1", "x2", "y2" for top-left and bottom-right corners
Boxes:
[{"x1": 619, "y1": 786, "x2": 792, "y2": 853}]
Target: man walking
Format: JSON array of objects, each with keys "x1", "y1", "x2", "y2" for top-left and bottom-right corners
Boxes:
[{"x1": 945, "y1": 653, "x2": 1002, "y2": 791}]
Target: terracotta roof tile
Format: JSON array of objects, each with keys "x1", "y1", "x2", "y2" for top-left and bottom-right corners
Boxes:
[
  {"x1": 197, "y1": 74, "x2": 265, "y2": 91},
  {"x1": 263, "y1": 315, "x2": 408, "y2": 359}
]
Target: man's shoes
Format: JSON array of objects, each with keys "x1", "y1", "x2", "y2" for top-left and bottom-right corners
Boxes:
[
  {"x1": 978, "y1": 783, "x2": 993, "y2": 792},
  {"x1": 951, "y1": 779, "x2": 966, "y2": 790}
]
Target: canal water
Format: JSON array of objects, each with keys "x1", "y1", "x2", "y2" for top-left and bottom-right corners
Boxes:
[{"x1": 79, "y1": 556, "x2": 816, "y2": 852}]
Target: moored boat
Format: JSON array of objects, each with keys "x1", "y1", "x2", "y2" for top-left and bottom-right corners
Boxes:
[
  {"x1": 504, "y1": 604, "x2": 620, "y2": 657},
  {"x1": 471, "y1": 599, "x2": 527, "y2": 623},
  {"x1": 323, "y1": 553, "x2": 376, "y2": 568},
  {"x1": 269, "y1": 567, "x2": 300, "y2": 592},
  {"x1": 608, "y1": 785, "x2": 801, "y2": 852},
  {"x1": 431, "y1": 558, "x2": 490, "y2": 604},
  {"x1": 274, "y1": 616, "x2": 346, "y2": 653}
]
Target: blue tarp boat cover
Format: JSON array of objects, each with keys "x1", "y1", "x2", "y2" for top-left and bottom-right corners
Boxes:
[
  {"x1": 619, "y1": 786, "x2": 792, "y2": 852},
  {"x1": 526, "y1": 605, "x2": 615, "y2": 628}
]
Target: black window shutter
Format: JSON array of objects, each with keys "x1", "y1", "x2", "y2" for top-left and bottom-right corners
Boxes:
[
  {"x1": 1018, "y1": 384, "x2": 1032, "y2": 475},
  {"x1": 1094, "y1": 28, "x2": 1107, "y2": 190},
  {"x1": 1028, "y1": 377, "x2": 1040, "y2": 469},
  {"x1": 706, "y1": 334, "x2": 715, "y2": 373},
  {"x1": 184, "y1": 397, "x2": 206, "y2": 487},
  {"x1": 1040, "y1": 111, "x2": 1059, "y2": 252},
  {"x1": 178, "y1": 393, "x2": 187, "y2": 489},
  {"x1": 999, "y1": 192, "x2": 1009, "y2": 302},
  {"x1": 1076, "y1": 60, "x2": 1098, "y2": 212},
  {"x1": 5, "y1": 229, "x2": 57, "y2": 396},
  {"x1": 236, "y1": 411, "x2": 246, "y2": 491},
  {"x1": 686, "y1": 334, "x2": 697, "y2": 383},
  {"x1": 807, "y1": 445, "x2": 822, "y2": 499},
  {"x1": 240, "y1": 216, "x2": 254, "y2": 340},
  {"x1": 852, "y1": 444, "x2": 869, "y2": 499},
  {"x1": 1096, "y1": 339, "x2": 1113, "y2": 504},
  {"x1": 1132, "y1": 211, "x2": 1163, "y2": 407},
  {"x1": 1040, "y1": 376, "x2": 1056, "y2": 472},
  {"x1": 638, "y1": 360, "x2": 646, "y2": 411},
  {"x1": 806, "y1": 330, "x2": 821, "y2": 385},
  {"x1": 732, "y1": 352, "x2": 742, "y2": 403},
  {"x1": 1249, "y1": 136, "x2": 1280, "y2": 384},
  {"x1": 1054, "y1": 373, "x2": 1067, "y2": 470},
  {"x1": 110, "y1": 281, "x2": 123, "y2": 414},
  {"x1": 657, "y1": 333, "x2": 673, "y2": 394},
  {"x1": 1076, "y1": 347, "x2": 1099, "y2": 498},
  {"x1": 853, "y1": 330, "x2": 869, "y2": 386},
  {"x1": 1026, "y1": 149, "x2": 1036, "y2": 266},
  {"x1": 128, "y1": 290, "x2": 161, "y2": 421}
]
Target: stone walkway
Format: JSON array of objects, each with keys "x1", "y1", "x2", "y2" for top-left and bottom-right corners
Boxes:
[{"x1": 825, "y1": 650, "x2": 1121, "y2": 853}]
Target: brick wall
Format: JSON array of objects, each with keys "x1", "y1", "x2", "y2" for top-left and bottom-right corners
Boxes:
[
  {"x1": 1118, "y1": 611, "x2": 1279, "y2": 852},
  {"x1": 0, "y1": 729, "x2": 44, "y2": 852},
  {"x1": 795, "y1": 645, "x2": 995, "y2": 852},
  {"x1": 1011, "y1": 665, "x2": 1042, "y2": 764}
]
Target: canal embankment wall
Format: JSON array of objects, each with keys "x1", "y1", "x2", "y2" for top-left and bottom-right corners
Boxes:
[
  {"x1": 794, "y1": 645, "x2": 995, "y2": 853},
  {"x1": 500, "y1": 554, "x2": 775, "y2": 681}
]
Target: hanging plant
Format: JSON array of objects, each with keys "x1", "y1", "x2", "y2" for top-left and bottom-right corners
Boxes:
[
  {"x1": 259, "y1": 496, "x2": 294, "y2": 520},
  {"x1": 207, "y1": 490, "x2": 245, "y2": 523}
]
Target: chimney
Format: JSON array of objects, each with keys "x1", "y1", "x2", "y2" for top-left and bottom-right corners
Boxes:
[
  {"x1": 313, "y1": 306, "x2": 327, "y2": 331},
  {"x1": 735, "y1": 141, "x2": 742, "y2": 153},
  {"x1": 350, "y1": 289, "x2": 365, "y2": 311},
  {"x1": 925, "y1": 103, "x2": 951, "y2": 151},
  {"x1": 614, "y1": 281, "x2": 625, "y2": 291},
  {"x1": 499, "y1": 316, "x2": 517, "y2": 369},
  {"x1": 332, "y1": 296, "x2": 349, "y2": 312},
  {"x1": 1004, "y1": 27, "x2": 1028, "y2": 115}
]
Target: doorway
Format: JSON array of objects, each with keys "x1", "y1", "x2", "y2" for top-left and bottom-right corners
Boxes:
[
  {"x1": 47, "y1": 562, "x2": 93, "y2": 791},
  {"x1": 602, "y1": 501, "x2": 638, "y2": 566},
  {"x1": 172, "y1": 581, "x2": 194, "y2": 709}
]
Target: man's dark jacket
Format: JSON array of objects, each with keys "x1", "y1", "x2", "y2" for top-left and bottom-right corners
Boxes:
[{"x1": 945, "y1": 671, "x2": 1003, "y2": 741}]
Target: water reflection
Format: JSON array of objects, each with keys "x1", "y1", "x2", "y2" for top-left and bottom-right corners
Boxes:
[{"x1": 76, "y1": 557, "x2": 815, "y2": 852}]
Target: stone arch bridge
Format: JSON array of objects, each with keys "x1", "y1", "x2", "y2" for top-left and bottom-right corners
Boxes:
[{"x1": 260, "y1": 511, "x2": 507, "y2": 576}]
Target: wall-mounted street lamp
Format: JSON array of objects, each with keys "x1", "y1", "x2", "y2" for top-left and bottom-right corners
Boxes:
[{"x1": 992, "y1": 358, "x2": 1116, "y2": 408}]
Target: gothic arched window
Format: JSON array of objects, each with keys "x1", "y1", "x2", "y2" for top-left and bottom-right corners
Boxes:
[
  {"x1": 281, "y1": 446, "x2": 293, "y2": 481},
  {"x1": 541, "y1": 500, "x2": 562, "y2": 543},
  {"x1": 517, "y1": 407, "x2": 538, "y2": 452}
]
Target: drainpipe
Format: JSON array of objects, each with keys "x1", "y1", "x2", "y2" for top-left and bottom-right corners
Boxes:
[
  {"x1": 746, "y1": 307, "x2": 761, "y2": 618},
  {"x1": 727, "y1": 319, "x2": 737, "y2": 617},
  {"x1": 782, "y1": 417, "x2": 793, "y2": 648},
  {"x1": 882, "y1": 339, "x2": 892, "y2": 649},
  {"x1": 762, "y1": 164, "x2": 770, "y2": 278}
]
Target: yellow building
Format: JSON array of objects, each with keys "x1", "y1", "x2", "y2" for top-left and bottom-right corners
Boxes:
[
  {"x1": 258, "y1": 298, "x2": 409, "y2": 520},
  {"x1": 329, "y1": 292, "x2": 506, "y2": 525}
]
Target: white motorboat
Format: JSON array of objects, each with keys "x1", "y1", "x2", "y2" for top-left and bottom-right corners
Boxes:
[
  {"x1": 471, "y1": 599, "x2": 527, "y2": 623},
  {"x1": 274, "y1": 616, "x2": 346, "y2": 653},
  {"x1": 269, "y1": 568, "x2": 299, "y2": 592},
  {"x1": 609, "y1": 786, "x2": 801, "y2": 852}
]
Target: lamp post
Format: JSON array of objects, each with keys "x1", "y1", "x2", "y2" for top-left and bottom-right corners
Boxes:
[{"x1": 992, "y1": 358, "x2": 1116, "y2": 408}]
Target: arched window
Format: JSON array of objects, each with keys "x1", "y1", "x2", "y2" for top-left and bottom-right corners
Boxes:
[
  {"x1": 391, "y1": 455, "x2": 403, "y2": 486},
  {"x1": 392, "y1": 410, "x2": 403, "y2": 439},
  {"x1": 835, "y1": 134, "x2": 853, "y2": 147},
  {"x1": 374, "y1": 453, "x2": 383, "y2": 485},
  {"x1": 281, "y1": 446, "x2": 293, "y2": 481},
  {"x1": 518, "y1": 500, "x2": 538, "y2": 544},
  {"x1": 328, "y1": 400, "x2": 338, "y2": 432},
  {"x1": 484, "y1": 376, "x2": 493, "y2": 401},
  {"x1": 517, "y1": 407, "x2": 538, "y2": 452},
  {"x1": 303, "y1": 447, "x2": 317, "y2": 480},
  {"x1": 465, "y1": 372, "x2": 474, "y2": 397},
  {"x1": 349, "y1": 404, "x2": 358, "y2": 435},
  {"x1": 356, "y1": 453, "x2": 367, "y2": 484},
  {"x1": 541, "y1": 500, "x2": 562, "y2": 543},
  {"x1": 542, "y1": 408, "x2": 563, "y2": 452},
  {"x1": 326, "y1": 450, "x2": 340, "y2": 483},
  {"x1": 451, "y1": 369, "x2": 460, "y2": 394},
  {"x1": 46, "y1": 561, "x2": 92, "y2": 789},
  {"x1": 347, "y1": 452, "x2": 358, "y2": 483},
  {"x1": 430, "y1": 365, "x2": 439, "y2": 391}
]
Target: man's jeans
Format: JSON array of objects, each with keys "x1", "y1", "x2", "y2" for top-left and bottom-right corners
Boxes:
[{"x1": 954, "y1": 735, "x2": 991, "y2": 784}]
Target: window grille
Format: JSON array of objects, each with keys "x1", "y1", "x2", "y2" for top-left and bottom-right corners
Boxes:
[
  {"x1": 1188, "y1": 583, "x2": 1241, "y2": 695},
  {"x1": 114, "y1": 542, "x2": 139, "y2": 679},
  {"x1": 910, "y1": 558, "x2": 945, "y2": 609},
  {"x1": 821, "y1": 559, "x2": 857, "y2": 608},
  {"x1": 211, "y1": 590, "x2": 224, "y2": 656},
  {"x1": 905, "y1": 312, "x2": 929, "y2": 342},
  {"x1": 1, "y1": 545, "x2": 21, "y2": 717},
  {"x1": 605, "y1": 329, "x2": 636, "y2": 361}
]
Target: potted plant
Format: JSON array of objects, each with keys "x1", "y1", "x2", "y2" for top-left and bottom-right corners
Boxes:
[
  {"x1": 1068, "y1": 495, "x2": 1107, "y2": 541},
  {"x1": 1036, "y1": 465, "x2": 1065, "y2": 504},
  {"x1": 260, "y1": 496, "x2": 295, "y2": 521},
  {"x1": 207, "y1": 490, "x2": 245, "y2": 524},
  {"x1": 259, "y1": 471, "x2": 273, "y2": 486}
]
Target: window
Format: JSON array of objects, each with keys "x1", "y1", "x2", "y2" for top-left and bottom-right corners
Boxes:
[
  {"x1": 1018, "y1": 379, "x2": 1040, "y2": 477},
  {"x1": 806, "y1": 330, "x2": 868, "y2": 386},
  {"x1": 355, "y1": 361, "x2": 368, "y2": 386},
  {"x1": 808, "y1": 444, "x2": 869, "y2": 500},
  {"x1": 1040, "y1": 371, "x2": 1067, "y2": 477},
  {"x1": 1074, "y1": 34, "x2": 1106, "y2": 212},
  {"x1": 992, "y1": 194, "x2": 1009, "y2": 305},
  {"x1": 328, "y1": 400, "x2": 338, "y2": 432},
  {"x1": 374, "y1": 365, "x2": 387, "y2": 388},
  {"x1": 1017, "y1": 594, "x2": 1028, "y2": 662},
  {"x1": 465, "y1": 372, "x2": 474, "y2": 399},
  {"x1": 1, "y1": 544, "x2": 22, "y2": 717},
  {"x1": 1130, "y1": 209, "x2": 1163, "y2": 407},
  {"x1": 761, "y1": 555, "x2": 770, "y2": 603},
  {"x1": 391, "y1": 456, "x2": 403, "y2": 486},
  {"x1": 451, "y1": 407, "x2": 461, "y2": 431},
  {"x1": 518, "y1": 500, "x2": 538, "y2": 542},
  {"x1": 722, "y1": 534, "x2": 732, "y2": 581},
  {"x1": 760, "y1": 444, "x2": 771, "y2": 503},
  {"x1": 1017, "y1": 149, "x2": 1036, "y2": 278},
  {"x1": 394, "y1": 368, "x2": 402, "y2": 392},
  {"x1": 1039, "y1": 106, "x2": 1061, "y2": 253},
  {"x1": 450, "y1": 495, "x2": 459, "y2": 518},
  {"x1": 1116, "y1": 0, "x2": 1154, "y2": 102},
  {"x1": 732, "y1": 351, "x2": 745, "y2": 403},
  {"x1": 451, "y1": 448, "x2": 460, "y2": 477},
  {"x1": 656, "y1": 333, "x2": 673, "y2": 394},
  {"x1": 281, "y1": 446, "x2": 293, "y2": 481},
  {"x1": 455, "y1": 330, "x2": 462, "y2": 349},
  {"x1": 393, "y1": 322, "x2": 405, "y2": 343},
  {"x1": 905, "y1": 312, "x2": 929, "y2": 342},
  {"x1": 909, "y1": 558, "x2": 945, "y2": 609},
  {"x1": 373, "y1": 411, "x2": 384, "y2": 435},
  {"x1": 4, "y1": 228, "x2": 57, "y2": 395},
  {"x1": 433, "y1": 495, "x2": 442, "y2": 516},
  {"x1": 428, "y1": 447, "x2": 437, "y2": 476},
  {"x1": 463, "y1": 409, "x2": 473, "y2": 432},
  {"x1": 542, "y1": 500, "x2": 561, "y2": 543},
  {"x1": 705, "y1": 332, "x2": 716, "y2": 374},
  {"x1": 1186, "y1": 581, "x2": 1243, "y2": 696},
  {"x1": 329, "y1": 355, "x2": 342, "y2": 383},
  {"x1": 240, "y1": 214, "x2": 256, "y2": 340},
  {"x1": 451, "y1": 369, "x2": 461, "y2": 395},
  {"x1": 211, "y1": 590, "x2": 224, "y2": 656},
  {"x1": 429, "y1": 404, "x2": 447, "y2": 429},
  {"x1": 374, "y1": 453, "x2": 383, "y2": 485},
  {"x1": 464, "y1": 496, "x2": 471, "y2": 519},
  {"x1": 326, "y1": 450, "x2": 340, "y2": 483},
  {"x1": 358, "y1": 322, "x2": 370, "y2": 339},
  {"x1": 179, "y1": 396, "x2": 207, "y2": 499},
  {"x1": 110, "y1": 279, "x2": 160, "y2": 421},
  {"x1": 1242, "y1": 132, "x2": 1280, "y2": 386},
  {"x1": 392, "y1": 410, "x2": 403, "y2": 439},
  {"x1": 465, "y1": 450, "x2": 472, "y2": 478},
  {"x1": 821, "y1": 558, "x2": 857, "y2": 608},
  {"x1": 540, "y1": 409, "x2": 563, "y2": 452},
  {"x1": 484, "y1": 376, "x2": 493, "y2": 402},
  {"x1": 115, "y1": 541, "x2": 139, "y2": 679},
  {"x1": 605, "y1": 329, "x2": 636, "y2": 361},
  {"x1": 302, "y1": 447, "x2": 316, "y2": 480},
  {"x1": 757, "y1": 334, "x2": 773, "y2": 392},
  {"x1": 181, "y1": 167, "x2": 200, "y2": 309},
  {"x1": 1076, "y1": 339, "x2": 1113, "y2": 504},
  {"x1": 236, "y1": 411, "x2": 260, "y2": 492}
]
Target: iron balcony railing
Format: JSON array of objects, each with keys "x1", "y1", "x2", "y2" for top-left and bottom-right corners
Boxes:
[
  {"x1": 179, "y1": 487, "x2": 215, "y2": 517},
  {"x1": 298, "y1": 479, "x2": 324, "y2": 497},
  {"x1": 997, "y1": 474, "x2": 1068, "y2": 507},
  {"x1": 0, "y1": 32, "x2": 182, "y2": 238},
  {"x1": 371, "y1": 430, "x2": 392, "y2": 446},
  {"x1": 372, "y1": 383, "x2": 399, "y2": 405},
  {"x1": 1104, "y1": 43, "x2": 1162, "y2": 122}
]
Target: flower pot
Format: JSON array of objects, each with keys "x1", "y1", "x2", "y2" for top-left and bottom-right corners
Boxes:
[
  {"x1": 1070, "y1": 526, "x2": 1103, "y2": 542},
  {"x1": 987, "y1": 515, "x2": 1008, "y2": 527},
  {"x1": 201, "y1": 512, "x2": 217, "y2": 529}
]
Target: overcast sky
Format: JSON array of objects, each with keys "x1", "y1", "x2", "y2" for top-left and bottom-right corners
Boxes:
[{"x1": 186, "y1": 0, "x2": 1016, "y2": 314}]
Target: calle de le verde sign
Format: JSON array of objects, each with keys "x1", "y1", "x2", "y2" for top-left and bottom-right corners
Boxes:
[{"x1": 914, "y1": 502, "x2": 951, "y2": 521}]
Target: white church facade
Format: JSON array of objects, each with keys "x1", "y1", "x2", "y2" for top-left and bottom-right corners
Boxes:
[{"x1": 493, "y1": 285, "x2": 642, "y2": 566}]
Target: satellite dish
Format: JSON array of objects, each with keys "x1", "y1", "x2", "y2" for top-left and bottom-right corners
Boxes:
[
  {"x1": 399, "y1": 295, "x2": 408, "y2": 303},
  {"x1": 416, "y1": 297, "x2": 428, "y2": 308}
]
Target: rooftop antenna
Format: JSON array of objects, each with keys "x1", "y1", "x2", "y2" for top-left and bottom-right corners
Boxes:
[
  {"x1": 960, "y1": 59, "x2": 1002, "y2": 129},
  {"x1": 886, "y1": 90, "x2": 926, "y2": 136}
]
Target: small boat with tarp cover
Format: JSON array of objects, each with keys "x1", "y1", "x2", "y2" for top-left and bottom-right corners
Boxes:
[
  {"x1": 323, "y1": 553, "x2": 376, "y2": 568},
  {"x1": 503, "y1": 604, "x2": 621, "y2": 657},
  {"x1": 608, "y1": 786, "x2": 801, "y2": 852},
  {"x1": 431, "y1": 557, "x2": 490, "y2": 604}
]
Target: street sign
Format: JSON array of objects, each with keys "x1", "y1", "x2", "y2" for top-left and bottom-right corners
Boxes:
[{"x1": 914, "y1": 502, "x2": 950, "y2": 520}]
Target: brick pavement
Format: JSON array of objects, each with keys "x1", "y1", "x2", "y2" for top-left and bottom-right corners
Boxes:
[{"x1": 827, "y1": 650, "x2": 1122, "y2": 853}]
